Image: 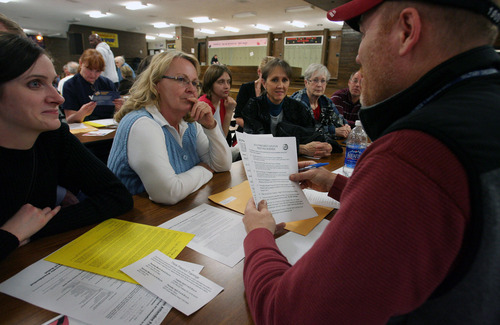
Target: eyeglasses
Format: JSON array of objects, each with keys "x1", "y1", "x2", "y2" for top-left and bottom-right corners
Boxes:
[
  {"x1": 308, "y1": 78, "x2": 327, "y2": 85},
  {"x1": 162, "y1": 75, "x2": 200, "y2": 89}
]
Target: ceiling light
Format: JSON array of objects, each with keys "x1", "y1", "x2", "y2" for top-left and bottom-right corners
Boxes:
[
  {"x1": 223, "y1": 26, "x2": 239, "y2": 33},
  {"x1": 199, "y1": 28, "x2": 215, "y2": 34},
  {"x1": 145, "y1": 35, "x2": 156, "y2": 40},
  {"x1": 124, "y1": 1, "x2": 150, "y2": 10},
  {"x1": 290, "y1": 21, "x2": 306, "y2": 28},
  {"x1": 158, "y1": 33, "x2": 174, "y2": 38},
  {"x1": 285, "y1": 5, "x2": 314, "y2": 13},
  {"x1": 153, "y1": 22, "x2": 171, "y2": 28},
  {"x1": 253, "y1": 24, "x2": 270, "y2": 31},
  {"x1": 192, "y1": 17, "x2": 213, "y2": 23},
  {"x1": 232, "y1": 12, "x2": 256, "y2": 18},
  {"x1": 87, "y1": 11, "x2": 110, "y2": 18}
]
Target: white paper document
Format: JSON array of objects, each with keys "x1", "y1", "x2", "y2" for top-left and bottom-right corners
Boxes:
[
  {"x1": 236, "y1": 132, "x2": 317, "y2": 223},
  {"x1": 277, "y1": 219, "x2": 330, "y2": 265},
  {"x1": 0, "y1": 259, "x2": 170, "y2": 325},
  {"x1": 122, "y1": 250, "x2": 224, "y2": 316},
  {"x1": 68, "y1": 123, "x2": 92, "y2": 130},
  {"x1": 42, "y1": 315, "x2": 89, "y2": 325},
  {"x1": 304, "y1": 188, "x2": 340, "y2": 210},
  {"x1": 82, "y1": 129, "x2": 115, "y2": 136},
  {"x1": 159, "y1": 204, "x2": 246, "y2": 267},
  {"x1": 85, "y1": 118, "x2": 117, "y2": 126},
  {"x1": 333, "y1": 166, "x2": 351, "y2": 177}
]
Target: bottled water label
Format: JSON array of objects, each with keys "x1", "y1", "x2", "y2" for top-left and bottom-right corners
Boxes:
[{"x1": 344, "y1": 144, "x2": 366, "y2": 169}]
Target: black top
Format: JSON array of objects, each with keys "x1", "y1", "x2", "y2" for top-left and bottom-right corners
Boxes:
[
  {"x1": 0, "y1": 123, "x2": 133, "y2": 260},
  {"x1": 241, "y1": 95, "x2": 315, "y2": 135},
  {"x1": 234, "y1": 80, "x2": 265, "y2": 119},
  {"x1": 118, "y1": 78, "x2": 134, "y2": 96}
]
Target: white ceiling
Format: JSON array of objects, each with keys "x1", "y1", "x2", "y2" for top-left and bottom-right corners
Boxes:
[{"x1": 0, "y1": 0, "x2": 344, "y2": 39}]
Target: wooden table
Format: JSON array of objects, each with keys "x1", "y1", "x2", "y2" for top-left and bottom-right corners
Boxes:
[
  {"x1": 0, "y1": 151, "x2": 345, "y2": 325},
  {"x1": 74, "y1": 129, "x2": 116, "y2": 144},
  {"x1": 74, "y1": 129, "x2": 116, "y2": 164}
]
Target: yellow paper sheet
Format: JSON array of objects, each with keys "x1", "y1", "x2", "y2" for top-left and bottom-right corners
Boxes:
[
  {"x1": 83, "y1": 121, "x2": 107, "y2": 128},
  {"x1": 209, "y1": 181, "x2": 335, "y2": 236},
  {"x1": 285, "y1": 205, "x2": 332, "y2": 236},
  {"x1": 45, "y1": 218, "x2": 194, "y2": 284},
  {"x1": 69, "y1": 125, "x2": 98, "y2": 134},
  {"x1": 208, "y1": 180, "x2": 251, "y2": 214}
]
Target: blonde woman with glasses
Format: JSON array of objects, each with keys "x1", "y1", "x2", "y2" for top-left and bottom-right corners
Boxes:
[{"x1": 108, "y1": 51, "x2": 231, "y2": 205}]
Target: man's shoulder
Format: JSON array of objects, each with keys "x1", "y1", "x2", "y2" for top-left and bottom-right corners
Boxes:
[
  {"x1": 332, "y1": 87, "x2": 349, "y2": 97},
  {"x1": 60, "y1": 75, "x2": 74, "y2": 83}
]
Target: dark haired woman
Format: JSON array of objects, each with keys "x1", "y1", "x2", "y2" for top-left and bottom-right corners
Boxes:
[
  {"x1": 198, "y1": 65, "x2": 236, "y2": 140},
  {"x1": 0, "y1": 33, "x2": 133, "y2": 260},
  {"x1": 198, "y1": 64, "x2": 239, "y2": 160},
  {"x1": 241, "y1": 58, "x2": 332, "y2": 158}
]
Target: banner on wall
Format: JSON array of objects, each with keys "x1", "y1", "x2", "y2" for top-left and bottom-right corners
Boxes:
[
  {"x1": 285, "y1": 36, "x2": 323, "y2": 45},
  {"x1": 92, "y1": 31, "x2": 119, "y2": 48},
  {"x1": 208, "y1": 38, "x2": 267, "y2": 48}
]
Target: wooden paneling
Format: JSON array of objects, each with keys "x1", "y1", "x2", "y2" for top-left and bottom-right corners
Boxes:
[{"x1": 337, "y1": 25, "x2": 361, "y2": 89}]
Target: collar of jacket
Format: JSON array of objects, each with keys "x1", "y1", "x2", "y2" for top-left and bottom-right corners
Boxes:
[{"x1": 360, "y1": 46, "x2": 500, "y2": 140}]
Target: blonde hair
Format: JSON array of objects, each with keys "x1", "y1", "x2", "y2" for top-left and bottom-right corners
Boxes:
[
  {"x1": 114, "y1": 50, "x2": 200, "y2": 122},
  {"x1": 259, "y1": 56, "x2": 275, "y2": 71},
  {"x1": 120, "y1": 64, "x2": 133, "y2": 79}
]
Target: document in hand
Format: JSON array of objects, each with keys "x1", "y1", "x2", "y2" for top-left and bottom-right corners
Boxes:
[
  {"x1": 90, "y1": 90, "x2": 121, "y2": 106},
  {"x1": 235, "y1": 132, "x2": 317, "y2": 224}
]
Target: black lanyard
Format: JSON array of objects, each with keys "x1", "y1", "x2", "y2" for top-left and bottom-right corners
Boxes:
[{"x1": 413, "y1": 68, "x2": 499, "y2": 112}]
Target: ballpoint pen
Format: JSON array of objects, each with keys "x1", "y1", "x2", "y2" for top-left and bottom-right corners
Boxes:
[{"x1": 298, "y1": 163, "x2": 329, "y2": 172}]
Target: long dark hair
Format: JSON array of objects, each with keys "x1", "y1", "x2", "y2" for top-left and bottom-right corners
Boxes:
[
  {"x1": 201, "y1": 64, "x2": 232, "y2": 99},
  {"x1": 0, "y1": 32, "x2": 46, "y2": 87}
]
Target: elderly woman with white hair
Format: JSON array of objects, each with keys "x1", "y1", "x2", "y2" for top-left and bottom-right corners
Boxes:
[
  {"x1": 115, "y1": 55, "x2": 136, "y2": 82},
  {"x1": 290, "y1": 63, "x2": 351, "y2": 139}
]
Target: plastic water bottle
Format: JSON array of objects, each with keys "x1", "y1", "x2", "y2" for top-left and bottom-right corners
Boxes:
[{"x1": 343, "y1": 120, "x2": 368, "y2": 177}]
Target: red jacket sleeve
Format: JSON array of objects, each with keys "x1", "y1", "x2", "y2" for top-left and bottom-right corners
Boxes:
[{"x1": 243, "y1": 130, "x2": 470, "y2": 324}]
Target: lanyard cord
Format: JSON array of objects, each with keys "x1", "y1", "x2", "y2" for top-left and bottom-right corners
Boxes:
[{"x1": 413, "y1": 68, "x2": 499, "y2": 112}]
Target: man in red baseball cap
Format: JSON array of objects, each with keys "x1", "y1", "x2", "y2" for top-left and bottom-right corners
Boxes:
[{"x1": 242, "y1": 0, "x2": 500, "y2": 323}]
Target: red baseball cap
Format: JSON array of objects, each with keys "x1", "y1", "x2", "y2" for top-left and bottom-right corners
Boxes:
[{"x1": 327, "y1": 0, "x2": 500, "y2": 31}]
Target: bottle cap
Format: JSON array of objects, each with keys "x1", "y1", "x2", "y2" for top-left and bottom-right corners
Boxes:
[{"x1": 355, "y1": 120, "x2": 362, "y2": 126}]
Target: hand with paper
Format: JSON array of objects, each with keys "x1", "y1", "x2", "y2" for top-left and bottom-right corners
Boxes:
[
  {"x1": 290, "y1": 161, "x2": 337, "y2": 192},
  {"x1": 236, "y1": 132, "x2": 317, "y2": 224},
  {"x1": 243, "y1": 199, "x2": 285, "y2": 235}
]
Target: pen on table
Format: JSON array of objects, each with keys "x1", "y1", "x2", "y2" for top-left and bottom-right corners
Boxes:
[{"x1": 298, "y1": 163, "x2": 329, "y2": 172}]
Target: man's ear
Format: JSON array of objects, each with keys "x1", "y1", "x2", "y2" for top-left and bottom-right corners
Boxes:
[{"x1": 397, "y1": 7, "x2": 422, "y2": 56}]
